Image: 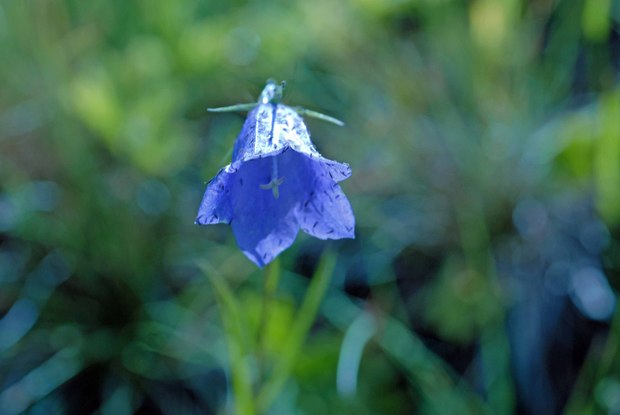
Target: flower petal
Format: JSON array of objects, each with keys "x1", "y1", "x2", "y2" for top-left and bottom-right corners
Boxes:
[
  {"x1": 318, "y1": 158, "x2": 352, "y2": 182},
  {"x1": 195, "y1": 168, "x2": 233, "y2": 225},
  {"x1": 232, "y1": 106, "x2": 262, "y2": 162},
  {"x1": 230, "y1": 150, "x2": 310, "y2": 267},
  {"x1": 199, "y1": 94, "x2": 355, "y2": 267},
  {"x1": 233, "y1": 104, "x2": 326, "y2": 163},
  {"x1": 273, "y1": 105, "x2": 320, "y2": 158},
  {"x1": 233, "y1": 211, "x2": 299, "y2": 267},
  {"x1": 298, "y1": 164, "x2": 355, "y2": 239}
]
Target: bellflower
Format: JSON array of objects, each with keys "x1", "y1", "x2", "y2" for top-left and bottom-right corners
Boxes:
[{"x1": 196, "y1": 81, "x2": 355, "y2": 267}]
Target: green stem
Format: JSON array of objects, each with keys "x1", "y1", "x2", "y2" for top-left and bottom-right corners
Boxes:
[
  {"x1": 257, "y1": 250, "x2": 337, "y2": 411},
  {"x1": 256, "y1": 259, "x2": 281, "y2": 385}
]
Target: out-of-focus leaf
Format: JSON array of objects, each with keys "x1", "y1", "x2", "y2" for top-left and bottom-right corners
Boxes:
[
  {"x1": 594, "y1": 91, "x2": 620, "y2": 225},
  {"x1": 420, "y1": 256, "x2": 503, "y2": 343},
  {"x1": 582, "y1": 0, "x2": 612, "y2": 42},
  {"x1": 322, "y1": 290, "x2": 493, "y2": 415},
  {"x1": 199, "y1": 261, "x2": 256, "y2": 415}
]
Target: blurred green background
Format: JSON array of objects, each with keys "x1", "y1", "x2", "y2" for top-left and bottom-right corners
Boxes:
[{"x1": 1, "y1": 0, "x2": 620, "y2": 414}]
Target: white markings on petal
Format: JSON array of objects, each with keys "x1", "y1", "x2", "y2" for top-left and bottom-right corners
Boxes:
[
  {"x1": 235, "y1": 104, "x2": 323, "y2": 162},
  {"x1": 273, "y1": 105, "x2": 320, "y2": 158}
]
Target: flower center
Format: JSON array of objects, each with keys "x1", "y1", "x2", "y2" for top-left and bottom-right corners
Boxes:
[{"x1": 260, "y1": 156, "x2": 285, "y2": 199}]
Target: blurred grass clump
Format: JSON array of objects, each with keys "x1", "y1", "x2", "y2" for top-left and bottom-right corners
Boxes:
[{"x1": 1, "y1": 0, "x2": 620, "y2": 414}]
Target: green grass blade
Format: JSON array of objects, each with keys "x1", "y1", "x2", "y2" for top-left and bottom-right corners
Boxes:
[
  {"x1": 198, "y1": 261, "x2": 256, "y2": 415},
  {"x1": 322, "y1": 291, "x2": 494, "y2": 415}
]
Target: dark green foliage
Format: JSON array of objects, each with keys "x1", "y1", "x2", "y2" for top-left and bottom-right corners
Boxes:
[{"x1": 1, "y1": 0, "x2": 619, "y2": 414}]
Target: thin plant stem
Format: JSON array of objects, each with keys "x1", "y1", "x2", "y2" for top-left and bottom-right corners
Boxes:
[
  {"x1": 257, "y1": 250, "x2": 337, "y2": 411},
  {"x1": 256, "y1": 259, "x2": 281, "y2": 386}
]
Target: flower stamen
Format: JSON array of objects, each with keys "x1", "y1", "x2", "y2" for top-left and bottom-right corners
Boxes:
[{"x1": 260, "y1": 157, "x2": 285, "y2": 199}]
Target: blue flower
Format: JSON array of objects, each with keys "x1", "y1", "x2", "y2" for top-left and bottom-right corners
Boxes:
[{"x1": 196, "y1": 82, "x2": 355, "y2": 267}]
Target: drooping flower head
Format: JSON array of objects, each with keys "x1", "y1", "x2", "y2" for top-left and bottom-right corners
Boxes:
[{"x1": 196, "y1": 80, "x2": 354, "y2": 267}]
